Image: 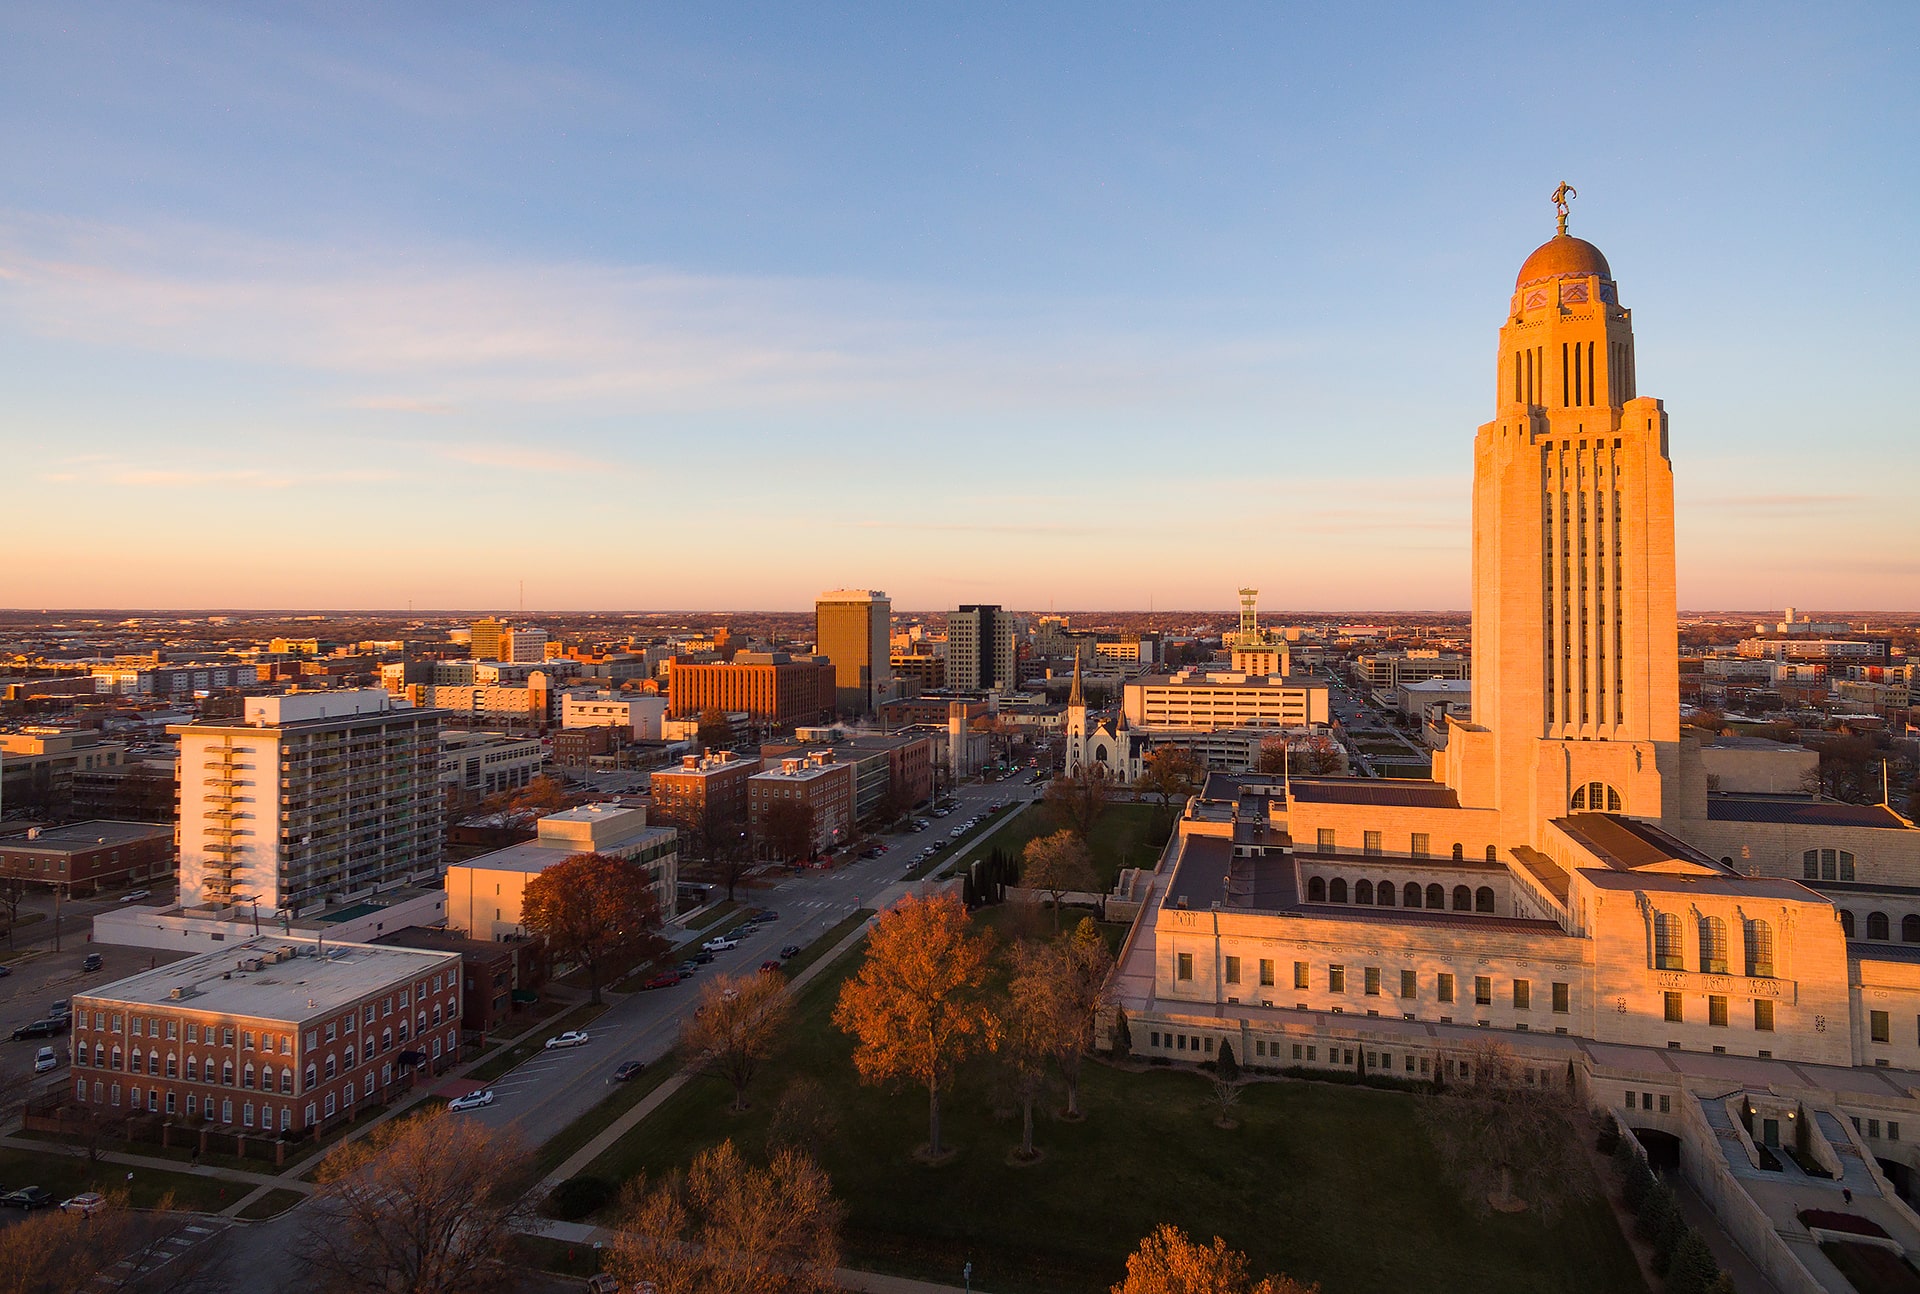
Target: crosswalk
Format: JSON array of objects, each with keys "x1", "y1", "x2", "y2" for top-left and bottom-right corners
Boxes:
[{"x1": 100, "y1": 1217, "x2": 232, "y2": 1286}]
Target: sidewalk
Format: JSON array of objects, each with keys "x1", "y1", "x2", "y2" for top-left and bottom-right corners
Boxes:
[{"x1": 0, "y1": 1131, "x2": 307, "y2": 1194}]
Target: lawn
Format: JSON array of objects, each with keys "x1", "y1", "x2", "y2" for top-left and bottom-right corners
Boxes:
[
  {"x1": 0, "y1": 1146, "x2": 240, "y2": 1214},
  {"x1": 586, "y1": 936, "x2": 1643, "y2": 1294},
  {"x1": 945, "y1": 801, "x2": 1166, "y2": 891}
]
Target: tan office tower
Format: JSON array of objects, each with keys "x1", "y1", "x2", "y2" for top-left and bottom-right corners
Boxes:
[
  {"x1": 815, "y1": 590, "x2": 892, "y2": 716},
  {"x1": 1442, "y1": 189, "x2": 1681, "y2": 845},
  {"x1": 469, "y1": 617, "x2": 506, "y2": 660}
]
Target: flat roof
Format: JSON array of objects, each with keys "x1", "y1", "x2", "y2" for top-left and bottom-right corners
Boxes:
[
  {"x1": 1288, "y1": 779, "x2": 1461, "y2": 809},
  {"x1": 1706, "y1": 797, "x2": 1910, "y2": 831},
  {"x1": 75, "y1": 936, "x2": 457, "y2": 1023},
  {"x1": 451, "y1": 823, "x2": 675, "y2": 874},
  {"x1": 1577, "y1": 868, "x2": 1819, "y2": 901},
  {"x1": 0, "y1": 820, "x2": 172, "y2": 851}
]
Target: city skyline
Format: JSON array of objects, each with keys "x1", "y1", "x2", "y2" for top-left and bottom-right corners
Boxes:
[{"x1": 3, "y1": 5, "x2": 1917, "y2": 611}]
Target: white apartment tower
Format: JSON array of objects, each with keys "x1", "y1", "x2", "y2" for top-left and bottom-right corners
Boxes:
[{"x1": 171, "y1": 690, "x2": 446, "y2": 917}]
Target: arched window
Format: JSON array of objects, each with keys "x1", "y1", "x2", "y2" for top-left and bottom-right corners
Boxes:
[
  {"x1": 1474, "y1": 887, "x2": 1495, "y2": 914},
  {"x1": 304, "y1": 1064, "x2": 317, "y2": 1092},
  {"x1": 1698, "y1": 916, "x2": 1728, "y2": 974},
  {"x1": 1329, "y1": 878, "x2": 1348, "y2": 904},
  {"x1": 93, "y1": 1043, "x2": 104, "y2": 1068},
  {"x1": 166, "y1": 1053, "x2": 177, "y2": 1078},
  {"x1": 1452, "y1": 843, "x2": 1464, "y2": 861},
  {"x1": 1803, "y1": 849, "x2": 1819, "y2": 880},
  {"x1": 1403, "y1": 883, "x2": 1422, "y2": 908},
  {"x1": 1806, "y1": 849, "x2": 1857, "y2": 882},
  {"x1": 1745, "y1": 919, "x2": 1775, "y2": 977},
  {"x1": 242, "y1": 1064, "x2": 255, "y2": 1090},
  {"x1": 1307, "y1": 877, "x2": 1326, "y2": 902},
  {"x1": 1904, "y1": 915, "x2": 1920, "y2": 945},
  {"x1": 1654, "y1": 913, "x2": 1683, "y2": 969},
  {"x1": 1452, "y1": 885, "x2": 1471, "y2": 911},
  {"x1": 1426, "y1": 883, "x2": 1445, "y2": 909},
  {"x1": 1570, "y1": 781, "x2": 1622, "y2": 812},
  {"x1": 110, "y1": 1047, "x2": 121, "y2": 1071},
  {"x1": 1868, "y1": 912, "x2": 1890, "y2": 941},
  {"x1": 1376, "y1": 880, "x2": 1395, "y2": 907},
  {"x1": 222, "y1": 1061, "x2": 234, "y2": 1087},
  {"x1": 1841, "y1": 852, "x2": 1857, "y2": 881},
  {"x1": 1355, "y1": 880, "x2": 1374, "y2": 905},
  {"x1": 281, "y1": 1070, "x2": 294, "y2": 1094},
  {"x1": 1840, "y1": 909, "x2": 1855, "y2": 939},
  {"x1": 1486, "y1": 845, "x2": 1498, "y2": 862},
  {"x1": 185, "y1": 1055, "x2": 197, "y2": 1081}
]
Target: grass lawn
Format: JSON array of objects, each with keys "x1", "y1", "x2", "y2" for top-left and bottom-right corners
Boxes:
[
  {"x1": 0, "y1": 1146, "x2": 240, "y2": 1213},
  {"x1": 586, "y1": 943, "x2": 1641, "y2": 1294},
  {"x1": 235, "y1": 1187, "x2": 306, "y2": 1220},
  {"x1": 945, "y1": 801, "x2": 1166, "y2": 891},
  {"x1": 685, "y1": 900, "x2": 739, "y2": 931},
  {"x1": 535, "y1": 1055, "x2": 682, "y2": 1177}
]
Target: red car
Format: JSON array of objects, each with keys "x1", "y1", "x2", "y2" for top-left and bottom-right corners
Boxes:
[
  {"x1": 642, "y1": 972, "x2": 681, "y2": 990},
  {"x1": 759, "y1": 961, "x2": 784, "y2": 975}
]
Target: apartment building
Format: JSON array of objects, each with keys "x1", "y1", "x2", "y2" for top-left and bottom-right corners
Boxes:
[
  {"x1": 648, "y1": 751, "x2": 762, "y2": 841},
  {"x1": 66, "y1": 936, "x2": 462, "y2": 1135},
  {"x1": 171, "y1": 690, "x2": 445, "y2": 917},
  {"x1": 437, "y1": 730, "x2": 543, "y2": 799},
  {"x1": 946, "y1": 605, "x2": 1016, "y2": 693},
  {"x1": 748, "y1": 753, "x2": 855, "y2": 860},
  {"x1": 445, "y1": 803, "x2": 678, "y2": 938}
]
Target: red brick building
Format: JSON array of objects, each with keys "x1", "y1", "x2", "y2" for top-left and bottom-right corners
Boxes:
[
  {"x1": 648, "y1": 751, "x2": 762, "y2": 841},
  {"x1": 67, "y1": 937, "x2": 461, "y2": 1136},
  {"x1": 747, "y1": 752, "x2": 856, "y2": 860},
  {"x1": 373, "y1": 926, "x2": 540, "y2": 1038},
  {"x1": 0, "y1": 820, "x2": 174, "y2": 893},
  {"x1": 668, "y1": 652, "x2": 836, "y2": 726}
]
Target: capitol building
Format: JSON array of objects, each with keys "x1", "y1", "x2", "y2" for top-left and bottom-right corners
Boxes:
[{"x1": 1109, "y1": 196, "x2": 1920, "y2": 1284}]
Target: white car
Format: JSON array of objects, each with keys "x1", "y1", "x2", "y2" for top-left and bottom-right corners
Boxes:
[
  {"x1": 701, "y1": 936, "x2": 739, "y2": 952},
  {"x1": 119, "y1": 889, "x2": 151, "y2": 903},
  {"x1": 33, "y1": 1047, "x2": 58, "y2": 1073},
  {"x1": 59, "y1": 1192, "x2": 104, "y2": 1216},
  {"x1": 447, "y1": 1088, "x2": 495, "y2": 1112},
  {"x1": 545, "y1": 1030, "x2": 591, "y2": 1050}
]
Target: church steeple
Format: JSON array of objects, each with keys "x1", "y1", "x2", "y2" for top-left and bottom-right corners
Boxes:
[{"x1": 1068, "y1": 653, "x2": 1083, "y2": 707}]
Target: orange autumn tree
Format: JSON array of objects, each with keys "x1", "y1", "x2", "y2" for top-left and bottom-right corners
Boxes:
[
  {"x1": 832, "y1": 892, "x2": 1000, "y2": 1158},
  {"x1": 520, "y1": 852, "x2": 668, "y2": 1004},
  {"x1": 1114, "y1": 1225, "x2": 1318, "y2": 1294}
]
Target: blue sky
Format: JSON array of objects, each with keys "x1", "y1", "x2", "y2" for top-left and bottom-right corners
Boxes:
[{"x1": 2, "y1": 2, "x2": 1915, "y2": 611}]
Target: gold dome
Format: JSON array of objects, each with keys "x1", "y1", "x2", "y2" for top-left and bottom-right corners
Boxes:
[{"x1": 1515, "y1": 234, "x2": 1611, "y2": 289}]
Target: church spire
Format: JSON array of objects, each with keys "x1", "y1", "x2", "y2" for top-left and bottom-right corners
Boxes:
[{"x1": 1068, "y1": 653, "x2": 1083, "y2": 707}]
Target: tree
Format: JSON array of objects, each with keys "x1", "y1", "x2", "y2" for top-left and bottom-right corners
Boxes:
[
  {"x1": 482, "y1": 773, "x2": 571, "y2": 817},
  {"x1": 1112, "y1": 1224, "x2": 1318, "y2": 1294},
  {"x1": 1001, "y1": 945, "x2": 1057, "y2": 1161},
  {"x1": 1419, "y1": 1041, "x2": 1593, "y2": 1220},
  {"x1": 680, "y1": 971, "x2": 792, "y2": 1112},
  {"x1": 1215, "y1": 1039, "x2": 1241, "y2": 1084},
  {"x1": 1021, "y1": 830, "x2": 1098, "y2": 931},
  {"x1": 1054, "y1": 918, "x2": 1114, "y2": 1117},
  {"x1": 757, "y1": 799, "x2": 816, "y2": 864},
  {"x1": 0, "y1": 1192, "x2": 138, "y2": 1294},
  {"x1": 1046, "y1": 762, "x2": 1111, "y2": 838},
  {"x1": 1209, "y1": 1073, "x2": 1244, "y2": 1130},
  {"x1": 693, "y1": 810, "x2": 754, "y2": 901},
  {"x1": 519, "y1": 852, "x2": 669, "y2": 1004},
  {"x1": 832, "y1": 892, "x2": 1001, "y2": 1158},
  {"x1": 0, "y1": 878, "x2": 25, "y2": 951},
  {"x1": 1256, "y1": 735, "x2": 1344, "y2": 777},
  {"x1": 300, "y1": 1108, "x2": 534, "y2": 1294},
  {"x1": 696, "y1": 707, "x2": 733, "y2": 751},
  {"x1": 1139, "y1": 746, "x2": 1204, "y2": 831},
  {"x1": 766, "y1": 1076, "x2": 840, "y2": 1159},
  {"x1": 1110, "y1": 1006, "x2": 1133, "y2": 1062},
  {"x1": 606, "y1": 1140, "x2": 842, "y2": 1294}
]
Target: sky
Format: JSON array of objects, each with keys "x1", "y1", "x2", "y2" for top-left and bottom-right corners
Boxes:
[{"x1": 1, "y1": 2, "x2": 1916, "y2": 613}]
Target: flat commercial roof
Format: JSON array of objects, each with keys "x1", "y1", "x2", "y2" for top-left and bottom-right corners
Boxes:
[
  {"x1": 0, "y1": 820, "x2": 171, "y2": 851},
  {"x1": 75, "y1": 936, "x2": 456, "y2": 1023},
  {"x1": 1577, "y1": 868, "x2": 1819, "y2": 902},
  {"x1": 450, "y1": 823, "x2": 675, "y2": 875}
]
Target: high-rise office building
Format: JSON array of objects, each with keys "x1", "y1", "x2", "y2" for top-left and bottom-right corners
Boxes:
[
  {"x1": 171, "y1": 690, "x2": 445, "y2": 917},
  {"x1": 469, "y1": 617, "x2": 506, "y2": 661},
  {"x1": 946, "y1": 604, "x2": 1016, "y2": 693},
  {"x1": 501, "y1": 626, "x2": 549, "y2": 662},
  {"x1": 815, "y1": 590, "x2": 892, "y2": 716}
]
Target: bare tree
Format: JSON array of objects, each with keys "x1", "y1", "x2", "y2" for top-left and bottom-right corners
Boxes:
[
  {"x1": 1139, "y1": 746, "x2": 1204, "y2": 831},
  {"x1": 0, "y1": 878, "x2": 26, "y2": 951},
  {"x1": 1021, "y1": 830, "x2": 1098, "y2": 931},
  {"x1": 1045, "y1": 762, "x2": 1111, "y2": 838},
  {"x1": 606, "y1": 1140, "x2": 842, "y2": 1294},
  {"x1": 1419, "y1": 1040, "x2": 1592, "y2": 1219},
  {"x1": 757, "y1": 799, "x2": 816, "y2": 864},
  {"x1": 300, "y1": 1108, "x2": 535, "y2": 1294},
  {"x1": 766, "y1": 1076, "x2": 840, "y2": 1159},
  {"x1": 679, "y1": 971, "x2": 792, "y2": 1112},
  {"x1": 0, "y1": 1191, "x2": 137, "y2": 1294}
]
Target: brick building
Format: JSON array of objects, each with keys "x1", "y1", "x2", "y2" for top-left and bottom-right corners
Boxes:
[
  {"x1": 747, "y1": 752, "x2": 855, "y2": 861},
  {"x1": 0, "y1": 820, "x2": 174, "y2": 893},
  {"x1": 66, "y1": 936, "x2": 462, "y2": 1136},
  {"x1": 667, "y1": 653, "x2": 836, "y2": 727},
  {"x1": 372, "y1": 926, "x2": 538, "y2": 1038},
  {"x1": 648, "y1": 751, "x2": 762, "y2": 842}
]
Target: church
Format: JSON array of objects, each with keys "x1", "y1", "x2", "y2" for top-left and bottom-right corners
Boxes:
[{"x1": 1111, "y1": 194, "x2": 1920, "y2": 1251}]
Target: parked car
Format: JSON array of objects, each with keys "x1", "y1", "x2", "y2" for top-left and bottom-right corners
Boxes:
[
  {"x1": 545, "y1": 1030, "x2": 590, "y2": 1050},
  {"x1": 675, "y1": 960, "x2": 700, "y2": 976},
  {"x1": 33, "y1": 1047, "x2": 58, "y2": 1073},
  {"x1": 780, "y1": 944, "x2": 802, "y2": 959},
  {"x1": 119, "y1": 889, "x2": 151, "y2": 903},
  {"x1": 0, "y1": 965, "x2": 10, "y2": 978},
  {"x1": 81, "y1": 953, "x2": 103, "y2": 972},
  {"x1": 642, "y1": 972, "x2": 681, "y2": 990},
  {"x1": 48, "y1": 1002, "x2": 69, "y2": 1019},
  {"x1": 749, "y1": 909, "x2": 779, "y2": 922},
  {"x1": 689, "y1": 950, "x2": 716, "y2": 964},
  {"x1": 759, "y1": 961, "x2": 783, "y2": 975},
  {"x1": 11, "y1": 1020, "x2": 62, "y2": 1041},
  {"x1": 612, "y1": 1060, "x2": 647, "y2": 1082},
  {"x1": 701, "y1": 937, "x2": 739, "y2": 952},
  {"x1": 1, "y1": 1188, "x2": 52, "y2": 1210},
  {"x1": 447, "y1": 1089, "x2": 495, "y2": 1112},
  {"x1": 59, "y1": 1192, "x2": 104, "y2": 1216}
]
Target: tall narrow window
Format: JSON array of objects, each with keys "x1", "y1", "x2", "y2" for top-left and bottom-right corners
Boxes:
[
  {"x1": 1699, "y1": 916, "x2": 1728, "y2": 975},
  {"x1": 1654, "y1": 913, "x2": 1683, "y2": 970},
  {"x1": 1745, "y1": 920, "x2": 1775, "y2": 978}
]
